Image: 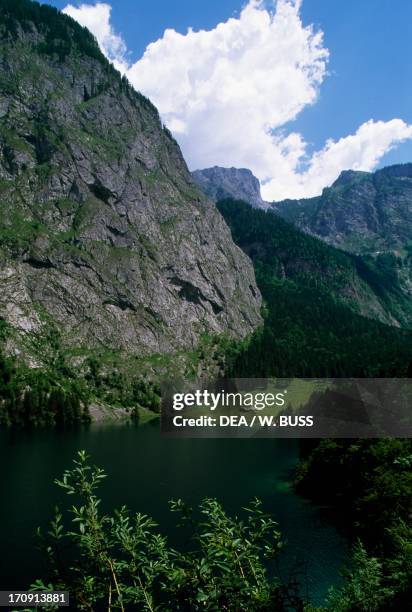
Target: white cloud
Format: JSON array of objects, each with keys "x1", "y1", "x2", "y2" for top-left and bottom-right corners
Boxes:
[
  {"x1": 63, "y1": 0, "x2": 412, "y2": 201},
  {"x1": 63, "y1": 2, "x2": 128, "y2": 72},
  {"x1": 262, "y1": 119, "x2": 412, "y2": 199}
]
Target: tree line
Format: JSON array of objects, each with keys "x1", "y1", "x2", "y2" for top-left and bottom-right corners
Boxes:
[{"x1": 0, "y1": 349, "x2": 89, "y2": 427}]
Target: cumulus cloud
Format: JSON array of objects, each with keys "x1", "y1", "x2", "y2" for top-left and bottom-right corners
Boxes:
[
  {"x1": 262, "y1": 118, "x2": 412, "y2": 199},
  {"x1": 63, "y1": 0, "x2": 412, "y2": 200},
  {"x1": 63, "y1": 2, "x2": 128, "y2": 72}
]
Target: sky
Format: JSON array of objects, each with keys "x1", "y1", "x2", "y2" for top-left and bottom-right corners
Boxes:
[{"x1": 44, "y1": 0, "x2": 412, "y2": 201}]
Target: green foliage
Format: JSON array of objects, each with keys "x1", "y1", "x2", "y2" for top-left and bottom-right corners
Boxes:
[
  {"x1": 0, "y1": 313, "x2": 163, "y2": 425},
  {"x1": 0, "y1": 0, "x2": 159, "y2": 114},
  {"x1": 0, "y1": 0, "x2": 107, "y2": 64},
  {"x1": 0, "y1": 349, "x2": 89, "y2": 427},
  {"x1": 0, "y1": 317, "x2": 89, "y2": 428},
  {"x1": 295, "y1": 439, "x2": 412, "y2": 545},
  {"x1": 296, "y1": 439, "x2": 412, "y2": 610},
  {"x1": 325, "y1": 542, "x2": 394, "y2": 612},
  {"x1": 33, "y1": 451, "x2": 297, "y2": 611},
  {"x1": 218, "y1": 199, "x2": 412, "y2": 377},
  {"x1": 0, "y1": 212, "x2": 46, "y2": 253},
  {"x1": 217, "y1": 198, "x2": 402, "y2": 298},
  {"x1": 384, "y1": 521, "x2": 412, "y2": 601},
  {"x1": 84, "y1": 356, "x2": 161, "y2": 416},
  {"x1": 320, "y1": 526, "x2": 412, "y2": 611}
]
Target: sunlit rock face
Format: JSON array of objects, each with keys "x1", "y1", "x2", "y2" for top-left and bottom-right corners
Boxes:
[{"x1": 0, "y1": 4, "x2": 261, "y2": 358}]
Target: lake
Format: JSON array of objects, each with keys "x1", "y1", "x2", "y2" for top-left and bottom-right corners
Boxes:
[{"x1": 0, "y1": 421, "x2": 348, "y2": 605}]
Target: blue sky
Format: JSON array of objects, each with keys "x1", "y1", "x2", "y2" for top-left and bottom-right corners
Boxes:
[
  {"x1": 297, "y1": 0, "x2": 412, "y2": 163},
  {"x1": 45, "y1": 0, "x2": 412, "y2": 199}
]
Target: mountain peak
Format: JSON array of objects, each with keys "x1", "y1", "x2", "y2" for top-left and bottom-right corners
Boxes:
[
  {"x1": 331, "y1": 169, "x2": 369, "y2": 188},
  {"x1": 192, "y1": 166, "x2": 266, "y2": 208},
  {"x1": 331, "y1": 163, "x2": 412, "y2": 190},
  {"x1": 271, "y1": 163, "x2": 412, "y2": 254}
]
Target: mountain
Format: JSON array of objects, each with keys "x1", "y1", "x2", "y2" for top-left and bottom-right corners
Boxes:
[
  {"x1": 217, "y1": 198, "x2": 412, "y2": 329},
  {"x1": 0, "y1": 0, "x2": 261, "y2": 366},
  {"x1": 218, "y1": 199, "x2": 412, "y2": 377},
  {"x1": 270, "y1": 164, "x2": 412, "y2": 254},
  {"x1": 192, "y1": 166, "x2": 266, "y2": 209}
]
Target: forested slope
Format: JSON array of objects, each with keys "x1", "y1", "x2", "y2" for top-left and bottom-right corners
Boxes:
[{"x1": 218, "y1": 199, "x2": 412, "y2": 377}]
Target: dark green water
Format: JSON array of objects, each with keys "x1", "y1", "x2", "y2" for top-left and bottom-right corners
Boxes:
[{"x1": 0, "y1": 421, "x2": 348, "y2": 604}]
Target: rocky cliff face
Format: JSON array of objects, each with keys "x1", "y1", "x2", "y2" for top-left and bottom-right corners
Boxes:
[
  {"x1": 271, "y1": 165, "x2": 412, "y2": 254},
  {"x1": 192, "y1": 166, "x2": 266, "y2": 209},
  {"x1": 269, "y1": 164, "x2": 412, "y2": 307},
  {"x1": 0, "y1": 2, "x2": 261, "y2": 361}
]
